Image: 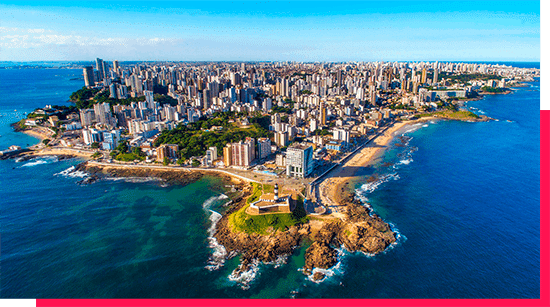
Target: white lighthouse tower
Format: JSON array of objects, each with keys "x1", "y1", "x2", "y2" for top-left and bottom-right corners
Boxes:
[{"x1": 274, "y1": 183, "x2": 279, "y2": 202}]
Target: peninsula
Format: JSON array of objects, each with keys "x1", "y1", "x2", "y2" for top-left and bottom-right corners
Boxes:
[{"x1": 6, "y1": 60, "x2": 539, "y2": 282}]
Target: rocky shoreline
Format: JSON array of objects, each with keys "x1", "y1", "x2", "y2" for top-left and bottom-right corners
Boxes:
[{"x1": 213, "y1": 181, "x2": 396, "y2": 282}]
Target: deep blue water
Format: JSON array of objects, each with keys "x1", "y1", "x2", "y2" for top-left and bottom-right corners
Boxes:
[{"x1": 0, "y1": 69, "x2": 540, "y2": 298}]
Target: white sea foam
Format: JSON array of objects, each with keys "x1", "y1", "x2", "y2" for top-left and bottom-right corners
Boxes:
[
  {"x1": 202, "y1": 194, "x2": 229, "y2": 210},
  {"x1": 204, "y1": 194, "x2": 231, "y2": 271},
  {"x1": 358, "y1": 173, "x2": 400, "y2": 195},
  {"x1": 228, "y1": 259, "x2": 260, "y2": 290},
  {"x1": 304, "y1": 246, "x2": 346, "y2": 284},
  {"x1": 55, "y1": 166, "x2": 89, "y2": 178},
  {"x1": 104, "y1": 177, "x2": 161, "y2": 183},
  {"x1": 21, "y1": 156, "x2": 58, "y2": 167},
  {"x1": 265, "y1": 254, "x2": 289, "y2": 269},
  {"x1": 205, "y1": 210, "x2": 227, "y2": 271},
  {"x1": 398, "y1": 158, "x2": 412, "y2": 165}
]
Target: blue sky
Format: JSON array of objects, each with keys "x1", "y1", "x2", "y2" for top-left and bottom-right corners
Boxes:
[{"x1": 0, "y1": 1, "x2": 540, "y2": 62}]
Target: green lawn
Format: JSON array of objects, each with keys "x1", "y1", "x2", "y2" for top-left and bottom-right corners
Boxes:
[
  {"x1": 436, "y1": 110, "x2": 480, "y2": 120},
  {"x1": 229, "y1": 185, "x2": 307, "y2": 235},
  {"x1": 115, "y1": 152, "x2": 144, "y2": 161}
]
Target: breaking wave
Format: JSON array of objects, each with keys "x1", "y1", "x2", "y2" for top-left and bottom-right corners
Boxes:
[
  {"x1": 21, "y1": 156, "x2": 57, "y2": 167},
  {"x1": 104, "y1": 177, "x2": 161, "y2": 183},
  {"x1": 55, "y1": 165, "x2": 89, "y2": 178},
  {"x1": 205, "y1": 210, "x2": 227, "y2": 271},
  {"x1": 228, "y1": 259, "x2": 260, "y2": 290},
  {"x1": 204, "y1": 194, "x2": 230, "y2": 271},
  {"x1": 357, "y1": 173, "x2": 400, "y2": 196},
  {"x1": 304, "y1": 246, "x2": 346, "y2": 284}
]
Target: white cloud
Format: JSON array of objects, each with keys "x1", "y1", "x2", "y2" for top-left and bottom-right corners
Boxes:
[{"x1": 27, "y1": 28, "x2": 46, "y2": 33}]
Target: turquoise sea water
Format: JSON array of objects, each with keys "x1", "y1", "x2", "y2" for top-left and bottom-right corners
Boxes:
[{"x1": 0, "y1": 67, "x2": 540, "y2": 298}]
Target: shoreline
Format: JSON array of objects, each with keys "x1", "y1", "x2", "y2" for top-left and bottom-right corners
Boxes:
[
  {"x1": 7, "y1": 110, "x2": 489, "y2": 282},
  {"x1": 83, "y1": 160, "x2": 253, "y2": 186},
  {"x1": 318, "y1": 118, "x2": 428, "y2": 218}
]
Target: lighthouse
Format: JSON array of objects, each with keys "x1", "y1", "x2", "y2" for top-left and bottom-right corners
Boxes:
[{"x1": 274, "y1": 183, "x2": 279, "y2": 202}]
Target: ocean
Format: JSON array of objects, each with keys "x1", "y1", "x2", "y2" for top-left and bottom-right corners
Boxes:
[{"x1": 0, "y1": 67, "x2": 540, "y2": 298}]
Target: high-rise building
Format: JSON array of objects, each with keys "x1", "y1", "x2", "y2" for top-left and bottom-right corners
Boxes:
[
  {"x1": 157, "y1": 144, "x2": 179, "y2": 162},
  {"x1": 285, "y1": 143, "x2": 313, "y2": 178},
  {"x1": 83, "y1": 66, "x2": 95, "y2": 87},
  {"x1": 275, "y1": 131, "x2": 289, "y2": 147},
  {"x1": 421, "y1": 67, "x2": 427, "y2": 84},
  {"x1": 230, "y1": 138, "x2": 255, "y2": 167},
  {"x1": 82, "y1": 128, "x2": 103, "y2": 145},
  {"x1": 369, "y1": 77, "x2": 377, "y2": 106},
  {"x1": 257, "y1": 138, "x2": 271, "y2": 159},
  {"x1": 206, "y1": 146, "x2": 218, "y2": 165},
  {"x1": 144, "y1": 90, "x2": 155, "y2": 109},
  {"x1": 96, "y1": 58, "x2": 104, "y2": 81},
  {"x1": 80, "y1": 109, "x2": 95, "y2": 127},
  {"x1": 113, "y1": 60, "x2": 119, "y2": 72},
  {"x1": 319, "y1": 102, "x2": 327, "y2": 125},
  {"x1": 333, "y1": 128, "x2": 350, "y2": 145},
  {"x1": 223, "y1": 144, "x2": 232, "y2": 166},
  {"x1": 93, "y1": 102, "x2": 113, "y2": 126},
  {"x1": 433, "y1": 62, "x2": 439, "y2": 85}
]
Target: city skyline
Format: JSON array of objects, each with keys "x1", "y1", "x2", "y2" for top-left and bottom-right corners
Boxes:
[{"x1": 0, "y1": 1, "x2": 541, "y2": 62}]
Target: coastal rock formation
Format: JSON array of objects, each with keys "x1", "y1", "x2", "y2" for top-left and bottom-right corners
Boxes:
[
  {"x1": 78, "y1": 161, "x2": 396, "y2": 282},
  {"x1": 83, "y1": 163, "x2": 206, "y2": 186},
  {"x1": 303, "y1": 241, "x2": 338, "y2": 272},
  {"x1": 213, "y1": 182, "x2": 397, "y2": 281}
]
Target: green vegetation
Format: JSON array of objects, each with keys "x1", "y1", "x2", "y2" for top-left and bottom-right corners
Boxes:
[
  {"x1": 163, "y1": 157, "x2": 170, "y2": 166},
  {"x1": 246, "y1": 183, "x2": 264, "y2": 204},
  {"x1": 438, "y1": 72, "x2": 499, "y2": 84},
  {"x1": 414, "y1": 109, "x2": 479, "y2": 120},
  {"x1": 91, "y1": 142, "x2": 100, "y2": 149},
  {"x1": 91, "y1": 152, "x2": 102, "y2": 159},
  {"x1": 389, "y1": 103, "x2": 415, "y2": 110},
  {"x1": 27, "y1": 113, "x2": 49, "y2": 120},
  {"x1": 154, "y1": 112, "x2": 272, "y2": 160},
  {"x1": 70, "y1": 87, "x2": 100, "y2": 106},
  {"x1": 299, "y1": 90, "x2": 313, "y2": 95},
  {"x1": 313, "y1": 128, "x2": 331, "y2": 136},
  {"x1": 154, "y1": 94, "x2": 178, "y2": 106},
  {"x1": 227, "y1": 183, "x2": 308, "y2": 235},
  {"x1": 69, "y1": 85, "x2": 175, "y2": 109},
  {"x1": 110, "y1": 141, "x2": 146, "y2": 161},
  {"x1": 481, "y1": 86, "x2": 507, "y2": 93},
  {"x1": 229, "y1": 189, "x2": 308, "y2": 235},
  {"x1": 42, "y1": 139, "x2": 50, "y2": 145},
  {"x1": 435, "y1": 110, "x2": 480, "y2": 120},
  {"x1": 15, "y1": 119, "x2": 27, "y2": 130},
  {"x1": 191, "y1": 159, "x2": 200, "y2": 167},
  {"x1": 270, "y1": 106, "x2": 293, "y2": 114}
]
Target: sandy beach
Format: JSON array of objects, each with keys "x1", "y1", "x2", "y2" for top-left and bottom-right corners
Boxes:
[
  {"x1": 21, "y1": 127, "x2": 54, "y2": 141},
  {"x1": 318, "y1": 119, "x2": 426, "y2": 217},
  {"x1": 27, "y1": 146, "x2": 96, "y2": 159}
]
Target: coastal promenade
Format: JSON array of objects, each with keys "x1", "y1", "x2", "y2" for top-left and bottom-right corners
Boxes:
[{"x1": 312, "y1": 119, "x2": 409, "y2": 217}]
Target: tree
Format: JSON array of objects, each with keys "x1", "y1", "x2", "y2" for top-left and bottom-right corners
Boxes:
[
  {"x1": 192, "y1": 159, "x2": 200, "y2": 167},
  {"x1": 42, "y1": 139, "x2": 50, "y2": 145},
  {"x1": 163, "y1": 157, "x2": 170, "y2": 166},
  {"x1": 91, "y1": 142, "x2": 100, "y2": 149}
]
